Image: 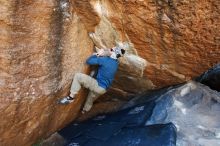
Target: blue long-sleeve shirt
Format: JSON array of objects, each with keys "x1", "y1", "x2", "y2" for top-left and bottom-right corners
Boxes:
[{"x1": 86, "y1": 55, "x2": 119, "y2": 89}]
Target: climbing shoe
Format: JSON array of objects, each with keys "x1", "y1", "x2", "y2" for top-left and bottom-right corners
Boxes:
[{"x1": 57, "y1": 96, "x2": 75, "y2": 105}]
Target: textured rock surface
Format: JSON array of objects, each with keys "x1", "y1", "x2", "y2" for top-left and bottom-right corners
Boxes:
[
  {"x1": 0, "y1": 1, "x2": 93, "y2": 145},
  {"x1": 0, "y1": 0, "x2": 219, "y2": 145}
]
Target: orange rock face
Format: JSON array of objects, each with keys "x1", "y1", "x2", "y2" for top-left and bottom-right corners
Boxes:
[{"x1": 0, "y1": 0, "x2": 219, "y2": 145}]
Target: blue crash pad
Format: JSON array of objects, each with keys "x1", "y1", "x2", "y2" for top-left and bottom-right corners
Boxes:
[
  {"x1": 59, "y1": 101, "x2": 155, "y2": 143},
  {"x1": 106, "y1": 101, "x2": 155, "y2": 126},
  {"x1": 85, "y1": 121, "x2": 127, "y2": 141},
  {"x1": 68, "y1": 123, "x2": 176, "y2": 146},
  {"x1": 59, "y1": 101, "x2": 177, "y2": 146},
  {"x1": 58, "y1": 115, "x2": 108, "y2": 143}
]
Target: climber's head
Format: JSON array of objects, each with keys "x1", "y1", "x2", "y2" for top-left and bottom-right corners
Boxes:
[{"x1": 110, "y1": 47, "x2": 126, "y2": 59}]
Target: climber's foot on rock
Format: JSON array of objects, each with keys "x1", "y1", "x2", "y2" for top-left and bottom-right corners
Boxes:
[{"x1": 57, "y1": 96, "x2": 75, "y2": 105}]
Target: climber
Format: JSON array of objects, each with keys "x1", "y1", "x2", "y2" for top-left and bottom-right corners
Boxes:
[{"x1": 58, "y1": 46, "x2": 126, "y2": 113}]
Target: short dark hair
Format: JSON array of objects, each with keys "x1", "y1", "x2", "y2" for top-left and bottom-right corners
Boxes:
[{"x1": 116, "y1": 49, "x2": 126, "y2": 58}]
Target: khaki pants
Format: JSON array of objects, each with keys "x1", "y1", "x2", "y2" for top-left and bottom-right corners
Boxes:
[{"x1": 70, "y1": 73, "x2": 106, "y2": 112}]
